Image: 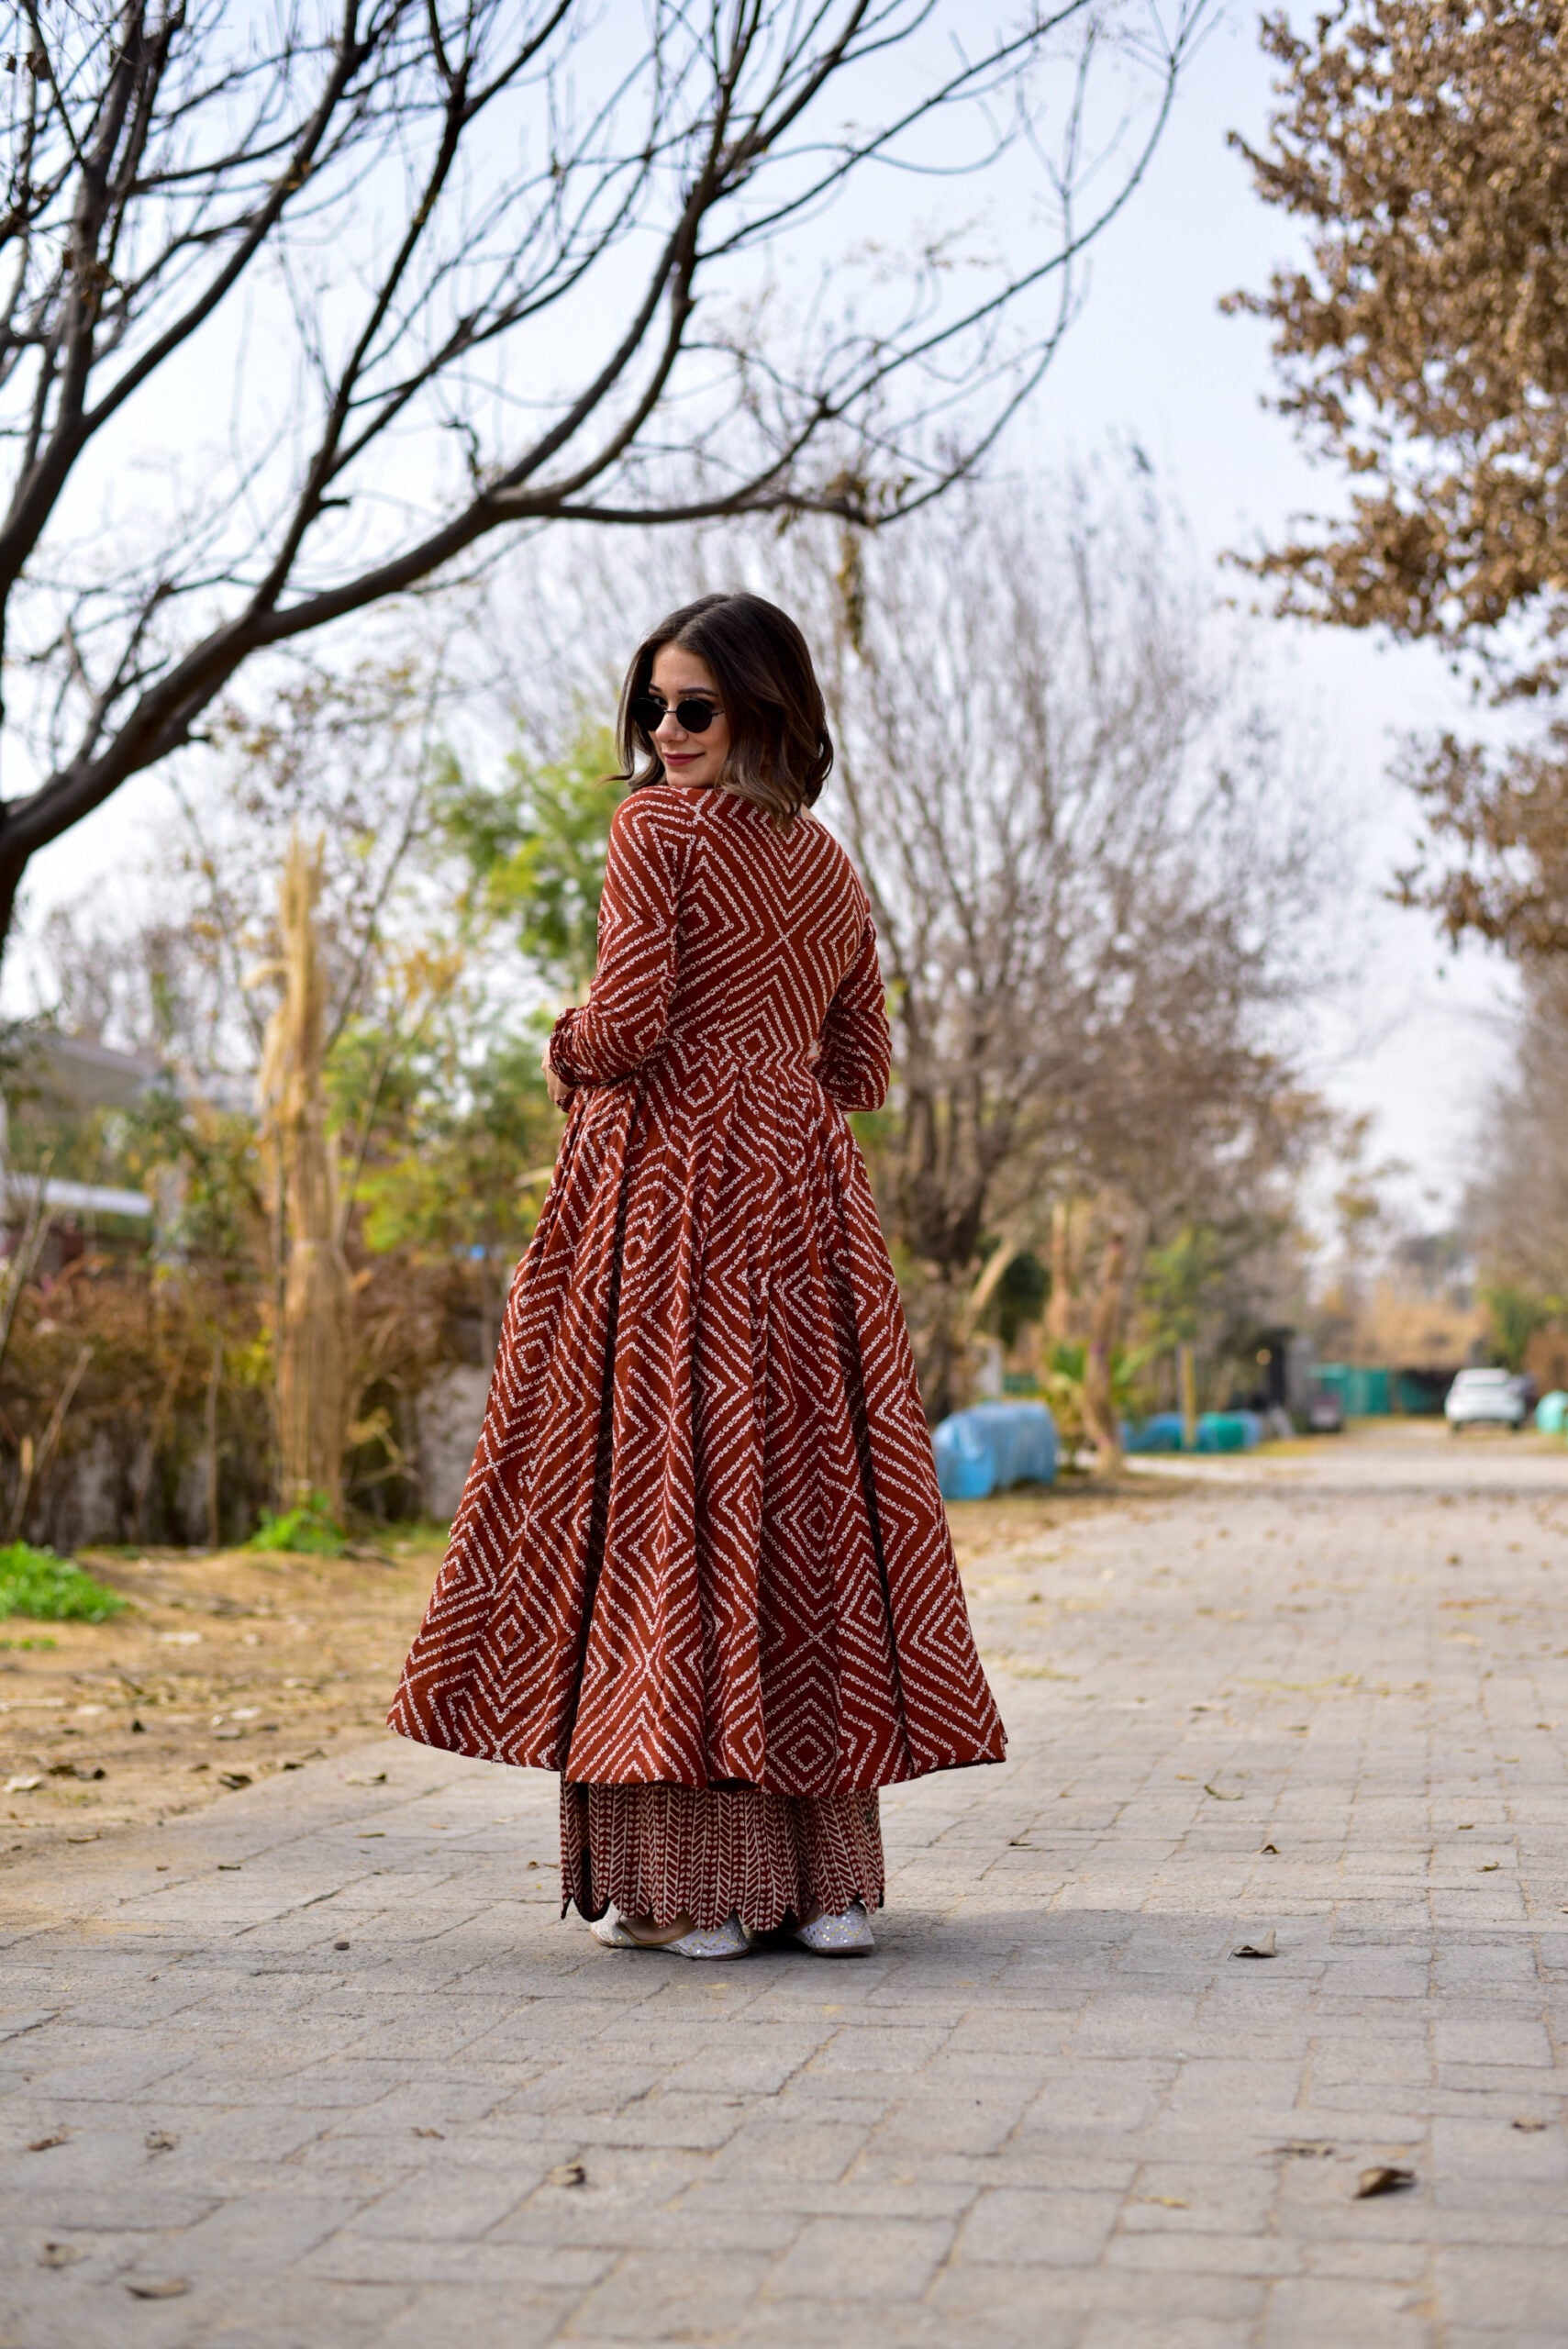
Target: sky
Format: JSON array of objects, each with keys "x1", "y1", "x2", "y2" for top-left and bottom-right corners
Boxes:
[{"x1": 12, "y1": 1, "x2": 1515, "y2": 1232}]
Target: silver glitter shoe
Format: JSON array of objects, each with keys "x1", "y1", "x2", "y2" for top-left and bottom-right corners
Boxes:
[
  {"x1": 791, "y1": 1899, "x2": 876, "y2": 1956},
  {"x1": 590, "y1": 1906, "x2": 752, "y2": 1960}
]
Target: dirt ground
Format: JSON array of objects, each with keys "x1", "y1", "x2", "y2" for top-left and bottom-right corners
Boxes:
[{"x1": 0, "y1": 1475, "x2": 1187, "y2": 1869}]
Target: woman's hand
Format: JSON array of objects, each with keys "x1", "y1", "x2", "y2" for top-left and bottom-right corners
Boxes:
[{"x1": 541, "y1": 1036, "x2": 575, "y2": 1113}]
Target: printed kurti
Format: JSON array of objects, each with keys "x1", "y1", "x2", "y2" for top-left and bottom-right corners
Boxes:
[{"x1": 389, "y1": 782, "x2": 1006, "y2": 1793}]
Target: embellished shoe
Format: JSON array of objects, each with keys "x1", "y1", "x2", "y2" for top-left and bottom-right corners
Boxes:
[
  {"x1": 590, "y1": 1906, "x2": 753, "y2": 1961},
  {"x1": 792, "y1": 1899, "x2": 876, "y2": 1956}
]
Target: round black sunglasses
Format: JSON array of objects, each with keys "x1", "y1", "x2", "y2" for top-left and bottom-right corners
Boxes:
[{"x1": 629, "y1": 692, "x2": 722, "y2": 735}]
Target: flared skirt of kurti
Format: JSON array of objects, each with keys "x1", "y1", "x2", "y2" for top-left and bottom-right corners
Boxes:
[{"x1": 389, "y1": 1043, "x2": 1005, "y2": 1795}]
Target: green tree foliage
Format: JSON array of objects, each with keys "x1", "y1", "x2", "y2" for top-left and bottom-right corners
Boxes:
[
  {"x1": 978, "y1": 1249, "x2": 1050, "y2": 1353},
  {"x1": 1140, "y1": 1225, "x2": 1226, "y2": 1351},
  {"x1": 435, "y1": 723, "x2": 626, "y2": 996},
  {"x1": 328, "y1": 717, "x2": 628, "y2": 1273},
  {"x1": 1482, "y1": 1284, "x2": 1559, "y2": 1374},
  {"x1": 339, "y1": 1015, "x2": 557, "y2": 1269},
  {"x1": 1038, "y1": 1339, "x2": 1155, "y2": 1455}
]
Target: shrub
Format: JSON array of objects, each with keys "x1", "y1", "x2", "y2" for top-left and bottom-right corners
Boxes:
[
  {"x1": 245, "y1": 1494, "x2": 346, "y2": 1556},
  {"x1": 0, "y1": 1542, "x2": 128, "y2": 1622}
]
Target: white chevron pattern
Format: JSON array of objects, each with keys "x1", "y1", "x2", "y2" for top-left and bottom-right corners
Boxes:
[{"x1": 388, "y1": 784, "x2": 1006, "y2": 1792}]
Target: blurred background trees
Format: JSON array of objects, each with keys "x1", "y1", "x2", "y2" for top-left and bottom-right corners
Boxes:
[
  {"x1": 22, "y1": 0, "x2": 1566, "y2": 1534},
  {"x1": 804, "y1": 479, "x2": 1328, "y2": 1420},
  {"x1": 1, "y1": 453, "x2": 1348, "y2": 1531}
]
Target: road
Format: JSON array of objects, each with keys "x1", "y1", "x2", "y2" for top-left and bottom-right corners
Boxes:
[{"x1": 2, "y1": 1423, "x2": 1565, "y2": 2346}]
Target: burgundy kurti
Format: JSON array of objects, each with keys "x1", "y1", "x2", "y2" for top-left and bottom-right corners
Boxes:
[{"x1": 389, "y1": 782, "x2": 1005, "y2": 1793}]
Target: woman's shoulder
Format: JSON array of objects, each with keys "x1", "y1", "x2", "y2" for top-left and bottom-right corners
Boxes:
[
  {"x1": 609, "y1": 780, "x2": 705, "y2": 845},
  {"x1": 615, "y1": 779, "x2": 695, "y2": 815}
]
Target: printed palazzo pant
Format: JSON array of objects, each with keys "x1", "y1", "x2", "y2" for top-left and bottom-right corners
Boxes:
[{"x1": 560, "y1": 1781, "x2": 885, "y2": 1934}]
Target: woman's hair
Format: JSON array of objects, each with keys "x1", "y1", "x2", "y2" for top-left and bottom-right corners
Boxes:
[{"x1": 616, "y1": 591, "x2": 833, "y2": 822}]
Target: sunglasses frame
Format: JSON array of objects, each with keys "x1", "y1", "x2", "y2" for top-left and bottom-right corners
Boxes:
[{"x1": 630, "y1": 692, "x2": 723, "y2": 736}]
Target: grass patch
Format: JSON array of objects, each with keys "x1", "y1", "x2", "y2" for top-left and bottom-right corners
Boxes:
[
  {"x1": 245, "y1": 1494, "x2": 347, "y2": 1557},
  {"x1": 0, "y1": 1543, "x2": 128, "y2": 1623},
  {"x1": 380, "y1": 1518, "x2": 451, "y2": 1553}
]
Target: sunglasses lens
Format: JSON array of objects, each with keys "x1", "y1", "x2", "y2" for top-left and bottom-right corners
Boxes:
[{"x1": 630, "y1": 695, "x2": 719, "y2": 735}]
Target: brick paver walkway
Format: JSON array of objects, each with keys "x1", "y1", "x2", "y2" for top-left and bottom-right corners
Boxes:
[{"x1": 3, "y1": 1426, "x2": 1565, "y2": 2347}]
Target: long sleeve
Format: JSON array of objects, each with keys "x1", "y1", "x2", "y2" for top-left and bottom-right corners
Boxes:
[
  {"x1": 550, "y1": 795, "x2": 684, "y2": 1087},
  {"x1": 816, "y1": 915, "x2": 891, "y2": 1112}
]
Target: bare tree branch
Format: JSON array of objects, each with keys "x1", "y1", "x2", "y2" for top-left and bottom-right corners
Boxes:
[{"x1": 0, "y1": 0, "x2": 1209, "y2": 951}]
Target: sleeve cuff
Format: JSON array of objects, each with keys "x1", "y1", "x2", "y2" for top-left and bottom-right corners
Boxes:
[{"x1": 548, "y1": 1008, "x2": 585, "y2": 1086}]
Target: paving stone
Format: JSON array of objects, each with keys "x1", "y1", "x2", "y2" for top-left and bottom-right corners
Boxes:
[
  {"x1": 764, "y1": 2213, "x2": 953, "y2": 2299},
  {"x1": 955, "y1": 2184, "x2": 1120, "y2": 2265},
  {"x1": 1262, "y1": 2276, "x2": 1433, "y2": 2345}
]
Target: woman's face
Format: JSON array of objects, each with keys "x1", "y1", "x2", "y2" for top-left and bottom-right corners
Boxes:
[{"x1": 647, "y1": 643, "x2": 730, "y2": 789}]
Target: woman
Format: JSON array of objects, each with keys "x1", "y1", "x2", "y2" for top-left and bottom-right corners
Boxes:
[{"x1": 390, "y1": 592, "x2": 1005, "y2": 1959}]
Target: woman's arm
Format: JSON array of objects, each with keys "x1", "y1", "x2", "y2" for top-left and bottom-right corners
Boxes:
[
  {"x1": 549, "y1": 795, "x2": 684, "y2": 1088},
  {"x1": 816, "y1": 916, "x2": 892, "y2": 1113}
]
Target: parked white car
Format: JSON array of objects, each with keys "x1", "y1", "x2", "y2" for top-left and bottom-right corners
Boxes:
[{"x1": 1445, "y1": 1367, "x2": 1529, "y2": 1431}]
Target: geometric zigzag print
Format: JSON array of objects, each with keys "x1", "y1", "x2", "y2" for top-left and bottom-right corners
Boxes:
[{"x1": 387, "y1": 783, "x2": 1006, "y2": 1792}]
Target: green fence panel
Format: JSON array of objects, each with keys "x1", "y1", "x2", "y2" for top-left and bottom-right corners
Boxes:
[{"x1": 1313, "y1": 1364, "x2": 1391, "y2": 1417}]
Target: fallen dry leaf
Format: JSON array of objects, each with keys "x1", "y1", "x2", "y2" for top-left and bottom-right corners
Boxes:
[
  {"x1": 1138, "y1": 2193, "x2": 1188, "y2": 2208},
  {"x1": 345, "y1": 1771, "x2": 387, "y2": 1786},
  {"x1": 5, "y1": 1775, "x2": 40, "y2": 1793},
  {"x1": 1354, "y1": 2165, "x2": 1415, "y2": 2199},
  {"x1": 1204, "y1": 1783, "x2": 1242, "y2": 1801},
  {"x1": 126, "y1": 2277, "x2": 188, "y2": 2299},
  {"x1": 216, "y1": 1862, "x2": 241, "y2": 1871},
  {"x1": 37, "y1": 2242, "x2": 83, "y2": 2267},
  {"x1": 1479, "y1": 1863, "x2": 1500, "y2": 1873},
  {"x1": 1231, "y1": 1931, "x2": 1277, "y2": 1959},
  {"x1": 144, "y1": 2131, "x2": 177, "y2": 2154},
  {"x1": 1512, "y1": 2117, "x2": 1548, "y2": 2133},
  {"x1": 1260, "y1": 1842, "x2": 1279, "y2": 1854},
  {"x1": 27, "y1": 2132, "x2": 68, "y2": 2153},
  {"x1": 549, "y1": 2161, "x2": 586, "y2": 2188},
  {"x1": 217, "y1": 1772, "x2": 251, "y2": 1790},
  {"x1": 411, "y1": 2127, "x2": 444, "y2": 2139},
  {"x1": 1274, "y1": 2141, "x2": 1334, "y2": 2158}
]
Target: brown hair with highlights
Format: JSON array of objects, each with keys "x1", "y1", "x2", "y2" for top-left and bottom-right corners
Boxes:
[{"x1": 617, "y1": 592, "x2": 833, "y2": 823}]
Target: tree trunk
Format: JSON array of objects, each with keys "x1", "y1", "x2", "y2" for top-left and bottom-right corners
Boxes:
[
  {"x1": 0, "y1": 850, "x2": 24, "y2": 974},
  {"x1": 204, "y1": 1331, "x2": 223, "y2": 1549},
  {"x1": 1082, "y1": 1223, "x2": 1128, "y2": 1472},
  {"x1": 6, "y1": 1342, "x2": 92, "y2": 1541},
  {"x1": 1046, "y1": 1199, "x2": 1079, "y2": 1344},
  {"x1": 1177, "y1": 1340, "x2": 1198, "y2": 1451},
  {"x1": 262, "y1": 837, "x2": 350, "y2": 1519},
  {"x1": 917, "y1": 1271, "x2": 973, "y2": 1426}
]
